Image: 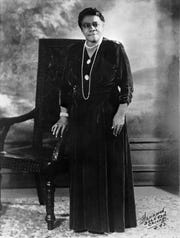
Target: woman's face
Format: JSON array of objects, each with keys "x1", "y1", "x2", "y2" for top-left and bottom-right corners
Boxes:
[{"x1": 81, "y1": 15, "x2": 104, "y2": 43}]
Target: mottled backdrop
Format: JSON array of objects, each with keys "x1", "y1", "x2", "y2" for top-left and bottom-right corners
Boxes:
[{"x1": 0, "y1": 0, "x2": 179, "y2": 141}]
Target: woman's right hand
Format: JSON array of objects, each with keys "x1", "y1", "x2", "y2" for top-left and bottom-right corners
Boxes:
[{"x1": 51, "y1": 116, "x2": 68, "y2": 138}]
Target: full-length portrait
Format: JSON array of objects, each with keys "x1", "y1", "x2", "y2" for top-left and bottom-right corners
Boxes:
[
  {"x1": 52, "y1": 7, "x2": 137, "y2": 234},
  {"x1": 0, "y1": 0, "x2": 179, "y2": 237}
]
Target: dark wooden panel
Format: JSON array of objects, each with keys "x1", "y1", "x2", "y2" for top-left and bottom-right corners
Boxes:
[
  {"x1": 133, "y1": 171, "x2": 169, "y2": 186},
  {"x1": 1, "y1": 169, "x2": 169, "y2": 188},
  {"x1": 1, "y1": 138, "x2": 178, "y2": 188},
  {"x1": 1, "y1": 170, "x2": 69, "y2": 188}
]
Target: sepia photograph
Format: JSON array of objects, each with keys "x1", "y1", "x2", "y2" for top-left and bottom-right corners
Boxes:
[{"x1": 0, "y1": 0, "x2": 179, "y2": 237}]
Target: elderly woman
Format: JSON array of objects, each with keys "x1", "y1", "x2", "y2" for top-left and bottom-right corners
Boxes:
[{"x1": 52, "y1": 7, "x2": 137, "y2": 234}]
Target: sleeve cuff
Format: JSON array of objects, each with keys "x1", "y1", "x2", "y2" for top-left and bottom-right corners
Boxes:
[{"x1": 118, "y1": 86, "x2": 133, "y2": 104}]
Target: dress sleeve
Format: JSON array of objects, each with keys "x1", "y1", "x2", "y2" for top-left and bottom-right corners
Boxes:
[
  {"x1": 59, "y1": 48, "x2": 72, "y2": 109},
  {"x1": 116, "y1": 43, "x2": 133, "y2": 105}
]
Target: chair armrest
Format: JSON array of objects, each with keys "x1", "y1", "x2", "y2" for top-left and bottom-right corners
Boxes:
[
  {"x1": 0, "y1": 108, "x2": 36, "y2": 152},
  {"x1": 0, "y1": 108, "x2": 36, "y2": 125}
]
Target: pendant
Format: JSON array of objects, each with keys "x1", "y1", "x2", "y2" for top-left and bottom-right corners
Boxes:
[
  {"x1": 84, "y1": 74, "x2": 89, "y2": 80},
  {"x1": 87, "y1": 59, "x2": 91, "y2": 64}
]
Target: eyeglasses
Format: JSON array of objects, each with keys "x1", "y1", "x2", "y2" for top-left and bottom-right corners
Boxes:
[{"x1": 81, "y1": 21, "x2": 100, "y2": 29}]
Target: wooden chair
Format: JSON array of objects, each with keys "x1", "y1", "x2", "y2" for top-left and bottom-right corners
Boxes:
[{"x1": 0, "y1": 39, "x2": 81, "y2": 230}]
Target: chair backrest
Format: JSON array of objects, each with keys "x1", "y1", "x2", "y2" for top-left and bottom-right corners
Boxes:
[{"x1": 32, "y1": 39, "x2": 83, "y2": 151}]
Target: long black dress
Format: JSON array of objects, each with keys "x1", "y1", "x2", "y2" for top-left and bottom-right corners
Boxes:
[{"x1": 60, "y1": 38, "x2": 137, "y2": 233}]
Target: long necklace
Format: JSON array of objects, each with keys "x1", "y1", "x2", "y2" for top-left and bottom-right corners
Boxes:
[{"x1": 81, "y1": 39, "x2": 102, "y2": 100}]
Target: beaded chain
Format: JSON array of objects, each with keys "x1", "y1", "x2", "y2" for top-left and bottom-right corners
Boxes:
[{"x1": 81, "y1": 38, "x2": 102, "y2": 100}]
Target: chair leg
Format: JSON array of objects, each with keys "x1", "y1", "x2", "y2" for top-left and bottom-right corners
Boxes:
[
  {"x1": 45, "y1": 180, "x2": 56, "y2": 230},
  {"x1": 34, "y1": 173, "x2": 46, "y2": 205},
  {"x1": 0, "y1": 173, "x2": 2, "y2": 210}
]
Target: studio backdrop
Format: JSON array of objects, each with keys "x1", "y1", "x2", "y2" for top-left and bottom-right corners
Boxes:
[{"x1": 0, "y1": 0, "x2": 179, "y2": 189}]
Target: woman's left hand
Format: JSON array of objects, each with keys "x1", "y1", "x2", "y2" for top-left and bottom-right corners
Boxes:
[{"x1": 112, "y1": 113, "x2": 125, "y2": 136}]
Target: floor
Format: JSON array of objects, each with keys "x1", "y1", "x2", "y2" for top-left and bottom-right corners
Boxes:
[{"x1": 1, "y1": 186, "x2": 180, "y2": 238}]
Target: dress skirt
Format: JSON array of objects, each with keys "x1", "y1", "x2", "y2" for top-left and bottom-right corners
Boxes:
[{"x1": 68, "y1": 98, "x2": 137, "y2": 233}]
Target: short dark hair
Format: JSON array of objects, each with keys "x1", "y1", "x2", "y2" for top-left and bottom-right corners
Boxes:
[{"x1": 78, "y1": 8, "x2": 105, "y2": 28}]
